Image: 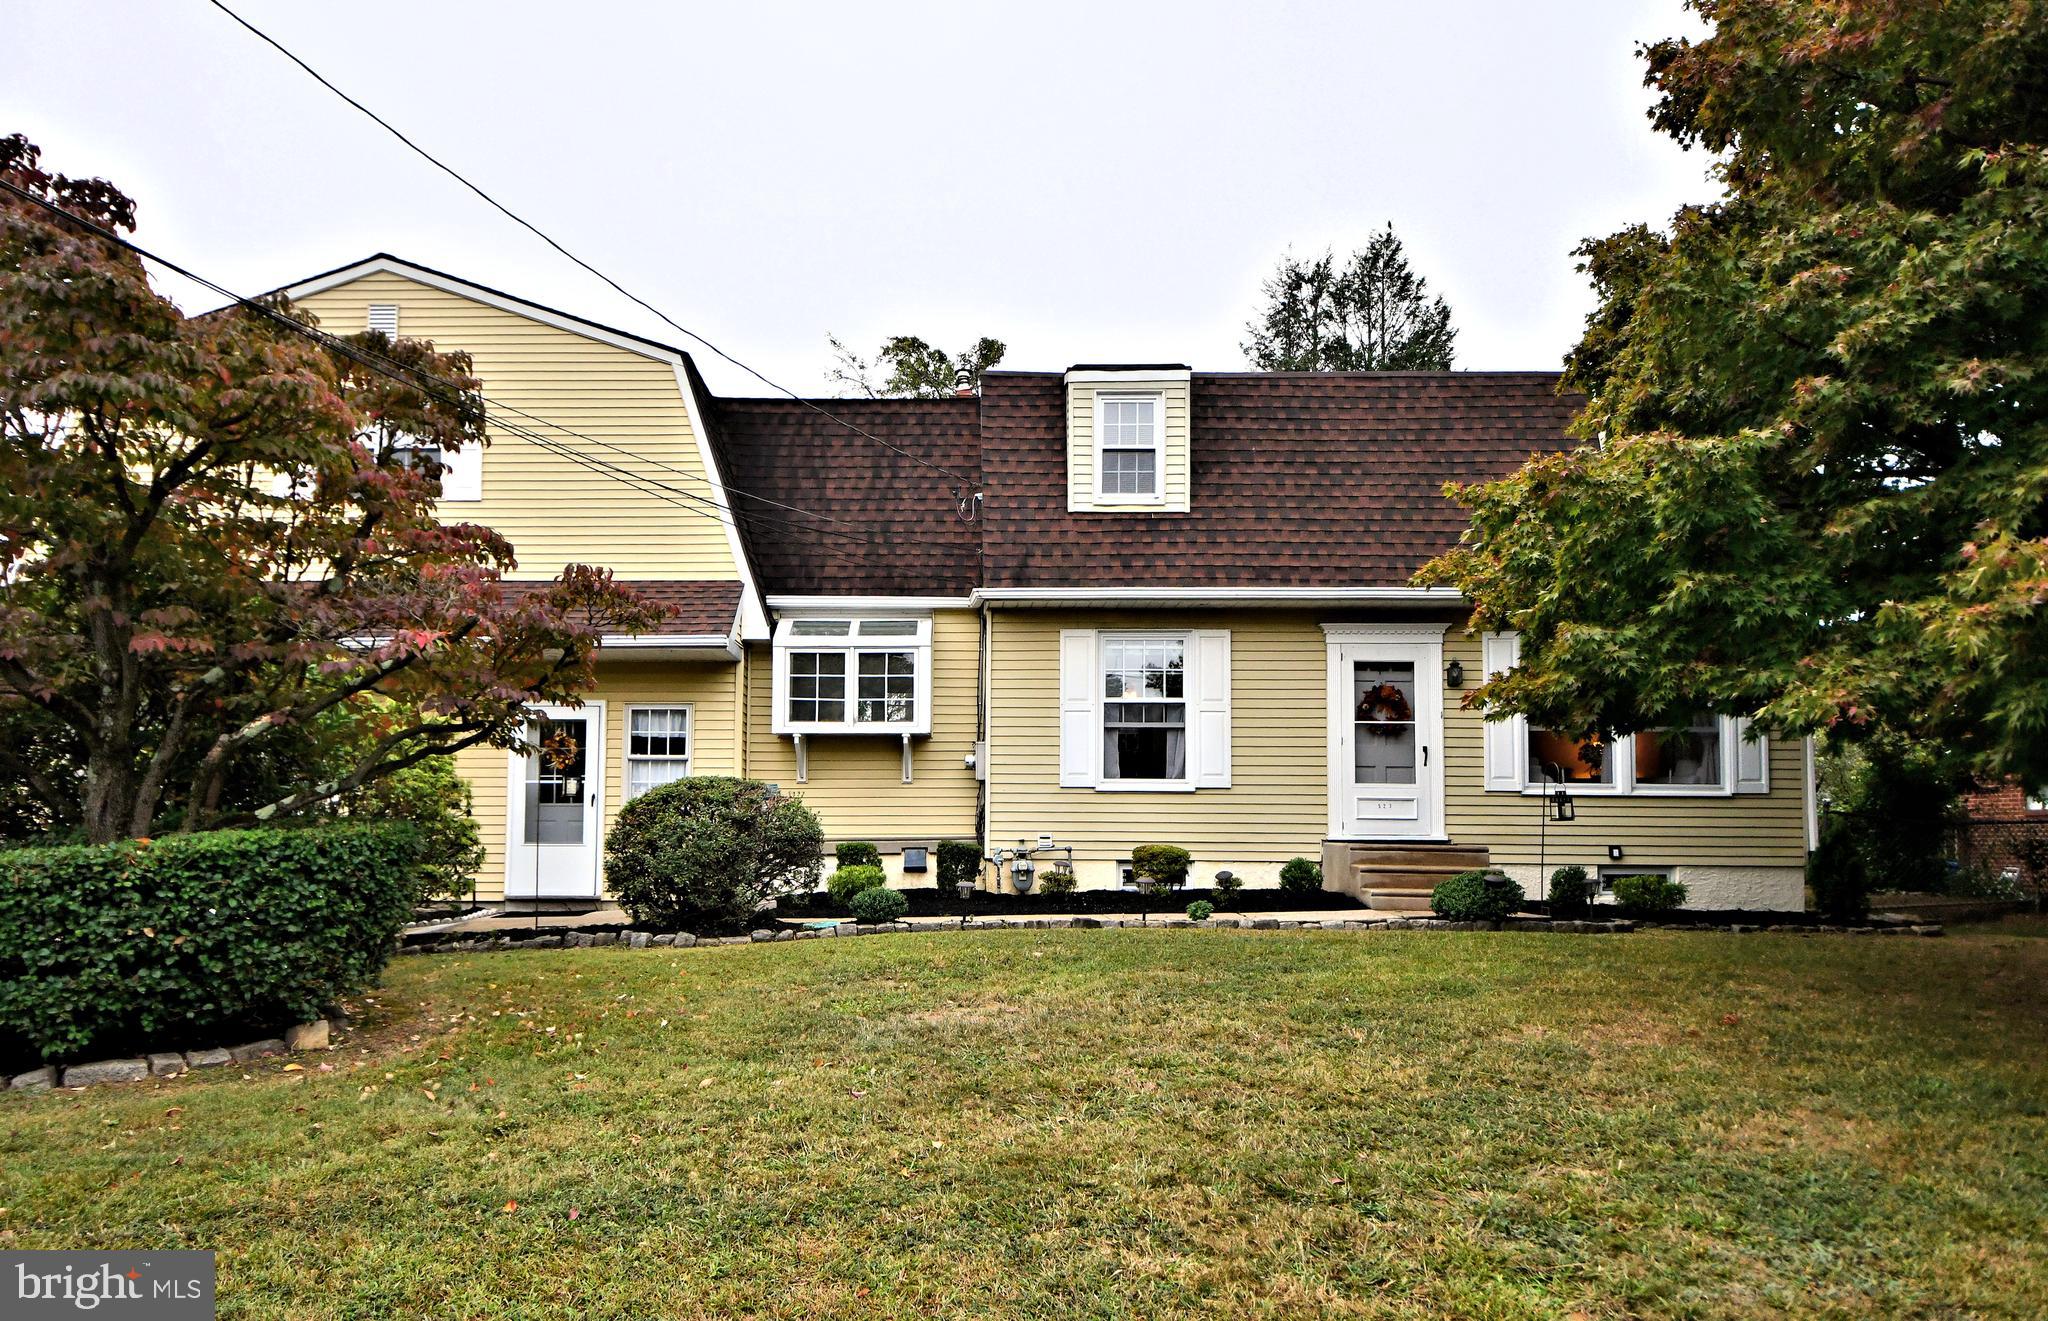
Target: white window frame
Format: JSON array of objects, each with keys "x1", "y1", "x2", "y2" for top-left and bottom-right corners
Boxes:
[
  {"x1": 385, "y1": 432, "x2": 483, "y2": 502},
  {"x1": 770, "y1": 615, "x2": 933, "y2": 737},
  {"x1": 1060, "y1": 628, "x2": 1230, "y2": 793},
  {"x1": 2027, "y1": 788, "x2": 2048, "y2": 813},
  {"x1": 1482, "y1": 632, "x2": 1767, "y2": 797},
  {"x1": 1093, "y1": 391, "x2": 1165, "y2": 503},
  {"x1": 1098, "y1": 632, "x2": 1191, "y2": 791},
  {"x1": 624, "y1": 704, "x2": 693, "y2": 799}
]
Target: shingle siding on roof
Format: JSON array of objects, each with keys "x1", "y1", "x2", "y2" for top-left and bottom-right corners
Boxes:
[
  {"x1": 713, "y1": 397, "x2": 982, "y2": 597},
  {"x1": 501, "y1": 579, "x2": 741, "y2": 635},
  {"x1": 708, "y1": 372, "x2": 1581, "y2": 594},
  {"x1": 980, "y1": 371, "x2": 1582, "y2": 588}
]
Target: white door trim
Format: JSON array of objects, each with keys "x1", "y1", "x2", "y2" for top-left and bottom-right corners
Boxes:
[
  {"x1": 1325, "y1": 630, "x2": 1447, "y2": 840},
  {"x1": 504, "y1": 701, "x2": 606, "y2": 899}
]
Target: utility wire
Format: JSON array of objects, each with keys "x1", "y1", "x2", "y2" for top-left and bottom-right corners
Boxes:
[
  {"x1": 204, "y1": 0, "x2": 985, "y2": 506},
  {"x1": 0, "y1": 177, "x2": 891, "y2": 567}
]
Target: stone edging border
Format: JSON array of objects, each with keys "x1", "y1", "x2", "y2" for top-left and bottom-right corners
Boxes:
[{"x1": 8, "y1": 1018, "x2": 333, "y2": 1095}]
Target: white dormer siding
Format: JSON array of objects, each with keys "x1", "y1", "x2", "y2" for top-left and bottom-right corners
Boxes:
[{"x1": 1065, "y1": 367, "x2": 1192, "y2": 513}]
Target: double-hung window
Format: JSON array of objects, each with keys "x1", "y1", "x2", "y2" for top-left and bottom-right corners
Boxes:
[
  {"x1": 382, "y1": 431, "x2": 483, "y2": 501},
  {"x1": 1102, "y1": 637, "x2": 1186, "y2": 781},
  {"x1": 1095, "y1": 392, "x2": 1163, "y2": 500},
  {"x1": 625, "y1": 706, "x2": 692, "y2": 798},
  {"x1": 772, "y1": 617, "x2": 933, "y2": 736}
]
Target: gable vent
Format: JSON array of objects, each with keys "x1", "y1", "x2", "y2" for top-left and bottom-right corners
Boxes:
[{"x1": 366, "y1": 303, "x2": 399, "y2": 336}]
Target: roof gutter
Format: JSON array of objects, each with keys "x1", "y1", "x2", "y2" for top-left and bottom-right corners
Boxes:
[{"x1": 969, "y1": 586, "x2": 1463, "y2": 607}]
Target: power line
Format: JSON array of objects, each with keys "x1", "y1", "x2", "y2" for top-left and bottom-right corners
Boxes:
[
  {"x1": 203, "y1": 0, "x2": 984, "y2": 504},
  {"x1": 0, "y1": 177, "x2": 892, "y2": 568}
]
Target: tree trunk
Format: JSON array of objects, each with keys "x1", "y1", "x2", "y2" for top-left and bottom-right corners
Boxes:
[{"x1": 81, "y1": 742, "x2": 139, "y2": 844}]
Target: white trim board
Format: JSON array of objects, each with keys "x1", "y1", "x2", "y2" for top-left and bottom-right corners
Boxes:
[{"x1": 975, "y1": 587, "x2": 1462, "y2": 606}]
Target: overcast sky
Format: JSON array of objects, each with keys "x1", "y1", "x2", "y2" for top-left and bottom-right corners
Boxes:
[{"x1": 10, "y1": 1, "x2": 1718, "y2": 395}]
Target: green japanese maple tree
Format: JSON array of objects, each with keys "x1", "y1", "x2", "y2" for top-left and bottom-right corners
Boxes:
[
  {"x1": 1419, "y1": 1, "x2": 2048, "y2": 785},
  {"x1": 0, "y1": 135, "x2": 661, "y2": 843}
]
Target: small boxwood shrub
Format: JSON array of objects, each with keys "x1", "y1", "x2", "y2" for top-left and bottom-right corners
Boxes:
[
  {"x1": 1611, "y1": 873, "x2": 1688, "y2": 917},
  {"x1": 827, "y1": 864, "x2": 887, "y2": 907},
  {"x1": 0, "y1": 824, "x2": 423, "y2": 1062},
  {"x1": 606, "y1": 777, "x2": 824, "y2": 933},
  {"x1": 1279, "y1": 856, "x2": 1323, "y2": 898},
  {"x1": 1430, "y1": 869, "x2": 1525, "y2": 922},
  {"x1": 1131, "y1": 845, "x2": 1192, "y2": 889},
  {"x1": 1040, "y1": 867, "x2": 1077, "y2": 897},
  {"x1": 1186, "y1": 900, "x2": 1214, "y2": 922},
  {"x1": 848, "y1": 885, "x2": 908, "y2": 924},
  {"x1": 835, "y1": 841, "x2": 882, "y2": 869},
  {"x1": 937, "y1": 840, "x2": 982, "y2": 891},
  {"x1": 1548, "y1": 865, "x2": 1593, "y2": 918}
]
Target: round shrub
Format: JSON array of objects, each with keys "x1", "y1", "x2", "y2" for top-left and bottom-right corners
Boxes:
[
  {"x1": 835, "y1": 841, "x2": 882, "y2": 869},
  {"x1": 0, "y1": 823, "x2": 423, "y2": 1062},
  {"x1": 1279, "y1": 856, "x2": 1324, "y2": 897},
  {"x1": 605, "y1": 777, "x2": 824, "y2": 934},
  {"x1": 1548, "y1": 865, "x2": 1593, "y2": 918},
  {"x1": 1186, "y1": 900, "x2": 1215, "y2": 922},
  {"x1": 848, "y1": 885, "x2": 908, "y2": 924},
  {"x1": 1610, "y1": 873, "x2": 1688, "y2": 917},
  {"x1": 1040, "y1": 867, "x2": 1077, "y2": 897},
  {"x1": 1430, "y1": 869, "x2": 1525, "y2": 922},
  {"x1": 828, "y1": 864, "x2": 887, "y2": 907},
  {"x1": 1131, "y1": 844, "x2": 1192, "y2": 889}
]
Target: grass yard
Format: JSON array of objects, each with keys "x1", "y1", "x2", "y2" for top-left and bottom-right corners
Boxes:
[{"x1": 4, "y1": 925, "x2": 2046, "y2": 1319}]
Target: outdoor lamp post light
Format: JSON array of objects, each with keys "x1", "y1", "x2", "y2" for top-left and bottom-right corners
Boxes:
[
  {"x1": 1552, "y1": 787, "x2": 1575, "y2": 822},
  {"x1": 955, "y1": 875, "x2": 976, "y2": 929}
]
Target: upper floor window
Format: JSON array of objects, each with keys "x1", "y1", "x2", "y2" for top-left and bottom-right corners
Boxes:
[
  {"x1": 771, "y1": 616, "x2": 933, "y2": 736},
  {"x1": 384, "y1": 433, "x2": 483, "y2": 502},
  {"x1": 1096, "y1": 393, "x2": 1163, "y2": 499}
]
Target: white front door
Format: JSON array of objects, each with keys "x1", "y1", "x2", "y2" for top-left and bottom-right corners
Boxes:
[
  {"x1": 1328, "y1": 636, "x2": 1444, "y2": 839},
  {"x1": 505, "y1": 703, "x2": 605, "y2": 899}
]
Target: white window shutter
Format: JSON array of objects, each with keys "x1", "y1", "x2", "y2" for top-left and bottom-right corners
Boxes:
[
  {"x1": 1190, "y1": 629, "x2": 1232, "y2": 788},
  {"x1": 1481, "y1": 632, "x2": 1524, "y2": 792},
  {"x1": 1059, "y1": 630, "x2": 1098, "y2": 787},
  {"x1": 1733, "y1": 718, "x2": 1770, "y2": 793},
  {"x1": 437, "y1": 442, "x2": 484, "y2": 502}
]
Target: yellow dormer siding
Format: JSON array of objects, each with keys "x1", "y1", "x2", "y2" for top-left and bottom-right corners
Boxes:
[{"x1": 1064, "y1": 367, "x2": 1192, "y2": 513}]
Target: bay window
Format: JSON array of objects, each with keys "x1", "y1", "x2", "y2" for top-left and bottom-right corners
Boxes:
[{"x1": 771, "y1": 616, "x2": 932, "y2": 736}]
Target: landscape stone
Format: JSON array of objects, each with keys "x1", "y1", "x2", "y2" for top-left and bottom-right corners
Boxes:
[
  {"x1": 626, "y1": 931, "x2": 651, "y2": 949},
  {"x1": 650, "y1": 933, "x2": 676, "y2": 947},
  {"x1": 230, "y1": 1039, "x2": 286, "y2": 1063},
  {"x1": 63, "y1": 1058, "x2": 148, "y2": 1087},
  {"x1": 591, "y1": 932, "x2": 619, "y2": 947},
  {"x1": 749, "y1": 930, "x2": 773, "y2": 942},
  {"x1": 184, "y1": 1048, "x2": 232, "y2": 1068},
  {"x1": 147, "y1": 1052, "x2": 187, "y2": 1077},
  {"x1": 285, "y1": 1020, "x2": 329, "y2": 1052},
  {"x1": 10, "y1": 1066, "x2": 56, "y2": 1092}
]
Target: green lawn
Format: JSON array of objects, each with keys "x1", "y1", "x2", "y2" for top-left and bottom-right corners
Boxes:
[{"x1": 4, "y1": 925, "x2": 2046, "y2": 1319}]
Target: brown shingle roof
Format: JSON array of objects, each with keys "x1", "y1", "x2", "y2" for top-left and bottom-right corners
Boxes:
[
  {"x1": 977, "y1": 371, "x2": 1581, "y2": 587},
  {"x1": 705, "y1": 372, "x2": 1581, "y2": 595},
  {"x1": 712, "y1": 397, "x2": 982, "y2": 596},
  {"x1": 502, "y1": 578, "x2": 742, "y2": 636}
]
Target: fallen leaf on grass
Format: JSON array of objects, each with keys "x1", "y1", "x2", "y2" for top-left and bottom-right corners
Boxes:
[
  {"x1": 502, "y1": 1200, "x2": 518, "y2": 1214},
  {"x1": 699, "y1": 1077, "x2": 714, "y2": 1089}
]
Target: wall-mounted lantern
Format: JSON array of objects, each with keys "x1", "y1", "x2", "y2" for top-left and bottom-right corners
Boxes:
[{"x1": 1444, "y1": 659, "x2": 1466, "y2": 689}]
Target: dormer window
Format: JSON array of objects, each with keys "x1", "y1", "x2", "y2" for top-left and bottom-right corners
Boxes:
[
  {"x1": 384, "y1": 433, "x2": 483, "y2": 502},
  {"x1": 1097, "y1": 393, "x2": 1163, "y2": 499},
  {"x1": 1065, "y1": 366, "x2": 1191, "y2": 513},
  {"x1": 771, "y1": 616, "x2": 933, "y2": 736}
]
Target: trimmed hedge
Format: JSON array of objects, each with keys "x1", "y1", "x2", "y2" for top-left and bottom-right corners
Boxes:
[
  {"x1": 834, "y1": 841, "x2": 882, "y2": 869},
  {"x1": 0, "y1": 824, "x2": 422, "y2": 1062},
  {"x1": 1430, "y1": 869, "x2": 1525, "y2": 922},
  {"x1": 1279, "y1": 856, "x2": 1324, "y2": 897},
  {"x1": 1131, "y1": 845, "x2": 1192, "y2": 889},
  {"x1": 1548, "y1": 865, "x2": 1593, "y2": 918},
  {"x1": 937, "y1": 840, "x2": 982, "y2": 890},
  {"x1": 1611, "y1": 873, "x2": 1688, "y2": 917}
]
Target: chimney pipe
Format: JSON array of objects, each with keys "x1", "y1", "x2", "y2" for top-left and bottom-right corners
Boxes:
[{"x1": 953, "y1": 368, "x2": 976, "y2": 398}]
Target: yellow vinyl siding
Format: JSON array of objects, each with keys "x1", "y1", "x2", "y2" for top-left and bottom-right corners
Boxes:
[
  {"x1": 292, "y1": 272, "x2": 742, "y2": 582},
  {"x1": 743, "y1": 609, "x2": 980, "y2": 875},
  {"x1": 987, "y1": 609, "x2": 1811, "y2": 888},
  {"x1": 1065, "y1": 378, "x2": 1192, "y2": 513},
  {"x1": 987, "y1": 609, "x2": 1327, "y2": 884},
  {"x1": 456, "y1": 659, "x2": 742, "y2": 902}
]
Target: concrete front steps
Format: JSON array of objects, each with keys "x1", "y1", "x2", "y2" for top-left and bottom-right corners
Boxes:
[{"x1": 1322, "y1": 842, "x2": 1492, "y2": 911}]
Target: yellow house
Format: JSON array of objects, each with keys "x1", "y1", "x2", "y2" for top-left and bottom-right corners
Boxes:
[{"x1": 286, "y1": 258, "x2": 1814, "y2": 912}]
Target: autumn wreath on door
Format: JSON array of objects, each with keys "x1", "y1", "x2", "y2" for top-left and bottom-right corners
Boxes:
[{"x1": 1355, "y1": 682, "x2": 1413, "y2": 725}]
